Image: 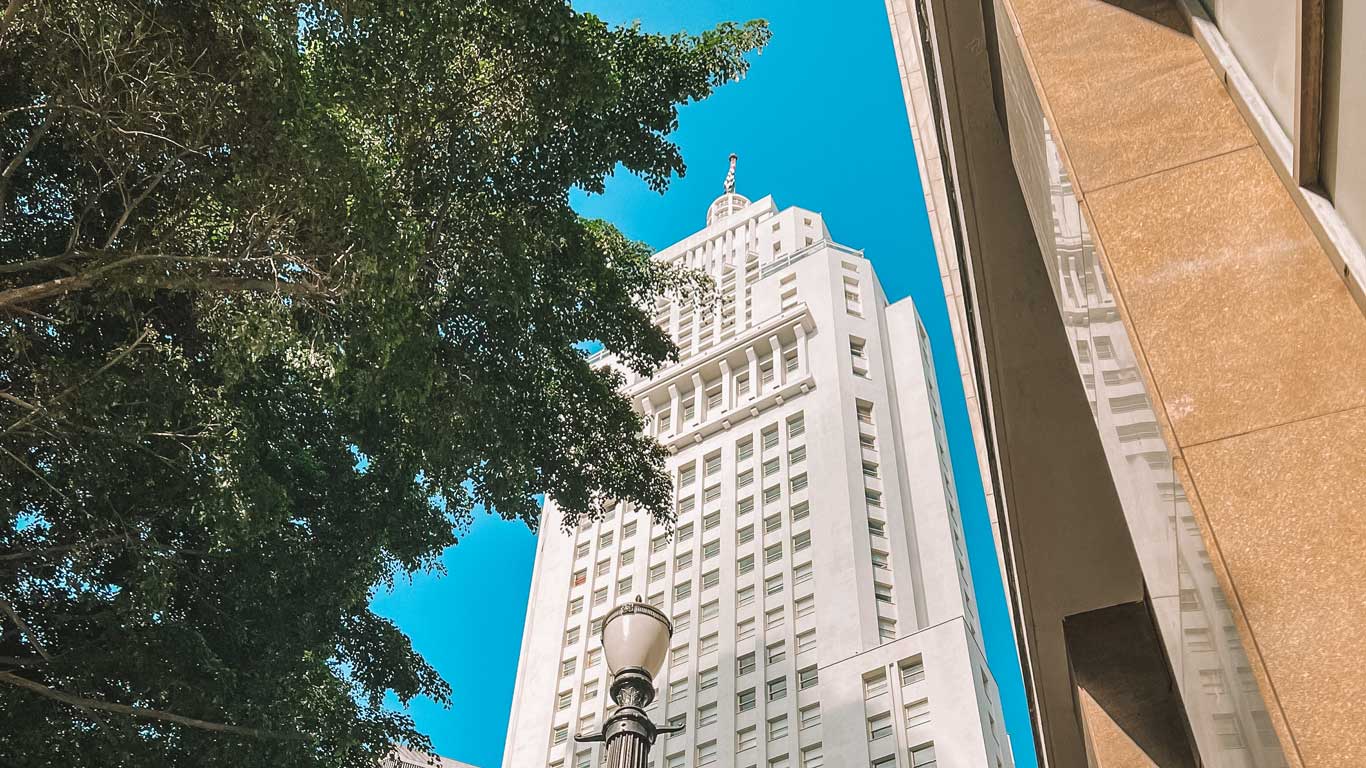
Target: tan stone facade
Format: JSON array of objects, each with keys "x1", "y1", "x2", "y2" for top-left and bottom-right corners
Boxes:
[{"x1": 884, "y1": 0, "x2": 1366, "y2": 766}]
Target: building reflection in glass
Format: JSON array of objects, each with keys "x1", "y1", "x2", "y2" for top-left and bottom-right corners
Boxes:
[{"x1": 994, "y1": 2, "x2": 1289, "y2": 763}]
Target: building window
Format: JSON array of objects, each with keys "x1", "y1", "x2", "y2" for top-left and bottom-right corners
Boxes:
[
  {"x1": 766, "y1": 574, "x2": 784, "y2": 597},
  {"x1": 767, "y1": 676, "x2": 788, "y2": 702},
  {"x1": 878, "y1": 618, "x2": 897, "y2": 641},
  {"x1": 865, "y1": 490, "x2": 883, "y2": 509},
  {"x1": 623, "y1": 520, "x2": 636, "y2": 539},
  {"x1": 762, "y1": 426, "x2": 780, "y2": 451},
  {"x1": 668, "y1": 680, "x2": 687, "y2": 703},
  {"x1": 552, "y1": 724, "x2": 569, "y2": 746},
  {"x1": 703, "y1": 539, "x2": 720, "y2": 560},
  {"x1": 768, "y1": 713, "x2": 789, "y2": 739},
  {"x1": 572, "y1": 569, "x2": 587, "y2": 587},
  {"x1": 868, "y1": 711, "x2": 893, "y2": 741},
  {"x1": 796, "y1": 629, "x2": 816, "y2": 655},
  {"x1": 700, "y1": 633, "x2": 719, "y2": 657},
  {"x1": 738, "y1": 524, "x2": 755, "y2": 544},
  {"x1": 704, "y1": 484, "x2": 721, "y2": 506},
  {"x1": 650, "y1": 563, "x2": 666, "y2": 583},
  {"x1": 765, "y1": 543, "x2": 783, "y2": 564},
  {"x1": 671, "y1": 644, "x2": 690, "y2": 669},
  {"x1": 910, "y1": 743, "x2": 937, "y2": 767},
  {"x1": 617, "y1": 576, "x2": 632, "y2": 595},
  {"x1": 620, "y1": 548, "x2": 635, "y2": 567},
  {"x1": 763, "y1": 457, "x2": 781, "y2": 478},
  {"x1": 790, "y1": 473, "x2": 809, "y2": 493},
  {"x1": 674, "y1": 612, "x2": 690, "y2": 634},
  {"x1": 763, "y1": 485, "x2": 782, "y2": 506},
  {"x1": 701, "y1": 599, "x2": 719, "y2": 622},
  {"x1": 674, "y1": 581, "x2": 691, "y2": 601},
  {"x1": 697, "y1": 703, "x2": 718, "y2": 728},
  {"x1": 596, "y1": 559, "x2": 610, "y2": 577},
  {"x1": 738, "y1": 585, "x2": 755, "y2": 609},
  {"x1": 871, "y1": 550, "x2": 890, "y2": 571},
  {"x1": 791, "y1": 500, "x2": 809, "y2": 521},
  {"x1": 738, "y1": 618, "x2": 756, "y2": 641},
  {"x1": 801, "y1": 744, "x2": 824, "y2": 768},
  {"x1": 676, "y1": 551, "x2": 693, "y2": 571},
  {"x1": 702, "y1": 569, "x2": 720, "y2": 590},
  {"x1": 868, "y1": 519, "x2": 886, "y2": 539},
  {"x1": 561, "y1": 658, "x2": 576, "y2": 678},
  {"x1": 799, "y1": 704, "x2": 821, "y2": 730},
  {"x1": 738, "y1": 496, "x2": 754, "y2": 516},
  {"x1": 564, "y1": 627, "x2": 580, "y2": 646},
  {"x1": 697, "y1": 740, "x2": 718, "y2": 766},
  {"x1": 738, "y1": 469, "x2": 755, "y2": 489},
  {"x1": 793, "y1": 531, "x2": 811, "y2": 552},
  {"x1": 582, "y1": 680, "x2": 598, "y2": 701},
  {"x1": 586, "y1": 648, "x2": 601, "y2": 668},
  {"x1": 897, "y1": 659, "x2": 922, "y2": 685},
  {"x1": 738, "y1": 725, "x2": 758, "y2": 751},
  {"x1": 798, "y1": 665, "x2": 819, "y2": 690},
  {"x1": 593, "y1": 587, "x2": 608, "y2": 606},
  {"x1": 652, "y1": 534, "x2": 668, "y2": 553},
  {"x1": 765, "y1": 513, "x2": 783, "y2": 533},
  {"x1": 738, "y1": 687, "x2": 757, "y2": 712},
  {"x1": 557, "y1": 690, "x2": 573, "y2": 710},
  {"x1": 766, "y1": 608, "x2": 785, "y2": 631},
  {"x1": 737, "y1": 436, "x2": 754, "y2": 460},
  {"x1": 788, "y1": 444, "x2": 806, "y2": 465},
  {"x1": 767, "y1": 641, "x2": 786, "y2": 664},
  {"x1": 739, "y1": 652, "x2": 756, "y2": 676},
  {"x1": 874, "y1": 582, "x2": 894, "y2": 604},
  {"x1": 850, "y1": 337, "x2": 869, "y2": 377},
  {"x1": 787, "y1": 412, "x2": 805, "y2": 438},
  {"x1": 678, "y1": 522, "x2": 693, "y2": 542},
  {"x1": 576, "y1": 541, "x2": 591, "y2": 559},
  {"x1": 678, "y1": 495, "x2": 696, "y2": 516},
  {"x1": 703, "y1": 511, "x2": 720, "y2": 531},
  {"x1": 738, "y1": 554, "x2": 755, "y2": 575},
  {"x1": 905, "y1": 698, "x2": 931, "y2": 728},
  {"x1": 794, "y1": 595, "x2": 815, "y2": 619},
  {"x1": 865, "y1": 672, "x2": 889, "y2": 699}
]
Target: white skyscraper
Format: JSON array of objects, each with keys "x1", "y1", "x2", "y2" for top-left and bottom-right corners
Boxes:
[{"x1": 503, "y1": 163, "x2": 1013, "y2": 768}]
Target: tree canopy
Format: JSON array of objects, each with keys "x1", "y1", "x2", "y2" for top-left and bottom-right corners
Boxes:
[{"x1": 0, "y1": 2, "x2": 768, "y2": 765}]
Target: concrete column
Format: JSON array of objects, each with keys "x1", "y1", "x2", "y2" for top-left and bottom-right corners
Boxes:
[
  {"x1": 667, "y1": 385, "x2": 680, "y2": 435},
  {"x1": 691, "y1": 373, "x2": 704, "y2": 425},
  {"x1": 769, "y1": 334, "x2": 785, "y2": 388},
  {"x1": 719, "y1": 360, "x2": 733, "y2": 413},
  {"x1": 745, "y1": 347, "x2": 759, "y2": 400},
  {"x1": 794, "y1": 324, "x2": 809, "y2": 378}
]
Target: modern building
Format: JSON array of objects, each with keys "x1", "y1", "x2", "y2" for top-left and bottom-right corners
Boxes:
[
  {"x1": 884, "y1": 1, "x2": 1366, "y2": 767},
  {"x1": 503, "y1": 164, "x2": 1014, "y2": 768}
]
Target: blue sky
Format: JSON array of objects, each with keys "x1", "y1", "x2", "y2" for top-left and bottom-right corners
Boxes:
[{"x1": 370, "y1": 2, "x2": 1038, "y2": 767}]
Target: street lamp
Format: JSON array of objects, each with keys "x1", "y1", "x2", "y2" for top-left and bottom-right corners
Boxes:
[{"x1": 575, "y1": 597, "x2": 681, "y2": 768}]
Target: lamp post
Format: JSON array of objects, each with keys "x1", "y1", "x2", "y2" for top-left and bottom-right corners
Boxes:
[{"x1": 574, "y1": 597, "x2": 681, "y2": 768}]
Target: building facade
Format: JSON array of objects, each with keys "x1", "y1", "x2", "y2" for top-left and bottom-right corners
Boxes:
[
  {"x1": 884, "y1": 1, "x2": 1366, "y2": 767},
  {"x1": 503, "y1": 176, "x2": 1013, "y2": 768}
]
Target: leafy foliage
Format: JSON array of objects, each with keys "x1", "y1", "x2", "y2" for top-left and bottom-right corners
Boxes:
[{"x1": 0, "y1": 1, "x2": 767, "y2": 765}]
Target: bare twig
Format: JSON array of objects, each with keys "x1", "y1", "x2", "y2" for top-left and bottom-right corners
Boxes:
[{"x1": 0, "y1": 671, "x2": 309, "y2": 740}]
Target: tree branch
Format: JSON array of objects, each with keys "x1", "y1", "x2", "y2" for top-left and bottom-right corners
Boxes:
[
  {"x1": 0, "y1": 107, "x2": 52, "y2": 222},
  {"x1": 0, "y1": 598, "x2": 52, "y2": 662},
  {"x1": 0, "y1": 671, "x2": 309, "y2": 741}
]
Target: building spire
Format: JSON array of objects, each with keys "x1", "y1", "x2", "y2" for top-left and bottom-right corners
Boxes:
[{"x1": 723, "y1": 153, "x2": 737, "y2": 194}]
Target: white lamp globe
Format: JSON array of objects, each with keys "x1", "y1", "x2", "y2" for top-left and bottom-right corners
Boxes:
[{"x1": 601, "y1": 597, "x2": 673, "y2": 678}]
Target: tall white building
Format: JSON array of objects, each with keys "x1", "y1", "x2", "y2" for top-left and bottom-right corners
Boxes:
[{"x1": 503, "y1": 167, "x2": 1012, "y2": 768}]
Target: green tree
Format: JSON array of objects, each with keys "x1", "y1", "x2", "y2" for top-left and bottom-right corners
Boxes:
[{"x1": 0, "y1": 2, "x2": 767, "y2": 765}]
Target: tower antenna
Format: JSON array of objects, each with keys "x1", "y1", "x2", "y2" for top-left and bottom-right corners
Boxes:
[{"x1": 724, "y1": 153, "x2": 737, "y2": 194}]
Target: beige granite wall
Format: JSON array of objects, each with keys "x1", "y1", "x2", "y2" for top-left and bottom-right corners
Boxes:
[{"x1": 994, "y1": 0, "x2": 1366, "y2": 765}]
